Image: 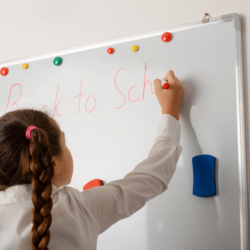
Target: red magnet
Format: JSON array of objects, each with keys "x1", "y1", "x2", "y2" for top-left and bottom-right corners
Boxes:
[
  {"x1": 83, "y1": 179, "x2": 103, "y2": 191},
  {"x1": 107, "y1": 47, "x2": 114, "y2": 54},
  {"x1": 161, "y1": 32, "x2": 172, "y2": 42},
  {"x1": 0, "y1": 67, "x2": 9, "y2": 76},
  {"x1": 163, "y1": 82, "x2": 170, "y2": 89}
]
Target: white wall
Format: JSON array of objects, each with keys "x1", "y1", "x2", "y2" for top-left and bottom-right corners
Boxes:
[{"x1": 0, "y1": 0, "x2": 249, "y2": 246}]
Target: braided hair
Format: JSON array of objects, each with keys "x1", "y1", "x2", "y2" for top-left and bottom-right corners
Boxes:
[{"x1": 0, "y1": 109, "x2": 62, "y2": 250}]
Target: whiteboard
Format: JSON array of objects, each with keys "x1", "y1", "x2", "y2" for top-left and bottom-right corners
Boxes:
[{"x1": 0, "y1": 13, "x2": 248, "y2": 250}]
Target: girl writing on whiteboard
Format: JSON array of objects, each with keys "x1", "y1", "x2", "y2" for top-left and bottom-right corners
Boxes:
[{"x1": 0, "y1": 70, "x2": 184, "y2": 250}]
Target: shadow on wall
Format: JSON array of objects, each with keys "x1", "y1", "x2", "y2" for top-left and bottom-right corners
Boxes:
[{"x1": 145, "y1": 79, "x2": 220, "y2": 250}]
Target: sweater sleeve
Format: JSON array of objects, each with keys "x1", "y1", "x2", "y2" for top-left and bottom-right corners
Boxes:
[{"x1": 81, "y1": 114, "x2": 183, "y2": 234}]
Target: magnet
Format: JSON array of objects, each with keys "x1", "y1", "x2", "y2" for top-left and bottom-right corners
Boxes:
[
  {"x1": 22, "y1": 63, "x2": 29, "y2": 69},
  {"x1": 131, "y1": 45, "x2": 139, "y2": 52},
  {"x1": 53, "y1": 57, "x2": 63, "y2": 66},
  {"x1": 161, "y1": 32, "x2": 172, "y2": 42},
  {"x1": 0, "y1": 67, "x2": 8, "y2": 76},
  {"x1": 83, "y1": 179, "x2": 103, "y2": 191},
  {"x1": 107, "y1": 47, "x2": 114, "y2": 54}
]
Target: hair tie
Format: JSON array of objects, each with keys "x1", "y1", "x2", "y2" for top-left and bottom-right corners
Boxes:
[{"x1": 26, "y1": 126, "x2": 37, "y2": 140}]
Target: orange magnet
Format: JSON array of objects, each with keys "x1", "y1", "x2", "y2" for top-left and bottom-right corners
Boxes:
[
  {"x1": 83, "y1": 179, "x2": 103, "y2": 191},
  {"x1": 0, "y1": 67, "x2": 8, "y2": 76},
  {"x1": 107, "y1": 47, "x2": 114, "y2": 54},
  {"x1": 161, "y1": 32, "x2": 172, "y2": 42}
]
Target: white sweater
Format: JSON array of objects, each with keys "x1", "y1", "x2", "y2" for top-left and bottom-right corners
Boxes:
[{"x1": 0, "y1": 114, "x2": 182, "y2": 250}]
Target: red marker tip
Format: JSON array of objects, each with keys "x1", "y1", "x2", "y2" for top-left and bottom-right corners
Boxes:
[{"x1": 163, "y1": 82, "x2": 170, "y2": 90}]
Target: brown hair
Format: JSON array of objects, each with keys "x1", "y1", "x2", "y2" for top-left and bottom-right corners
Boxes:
[{"x1": 0, "y1": 109, "x2": 62, "y2": 250}]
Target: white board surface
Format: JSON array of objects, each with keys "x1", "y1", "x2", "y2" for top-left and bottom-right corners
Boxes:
[{"x1": 0, "y1": 14, "x2": 248, "y2": 250}]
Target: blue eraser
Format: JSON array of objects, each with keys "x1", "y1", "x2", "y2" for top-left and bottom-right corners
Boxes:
[{"x1": 192, "y1": 154, "x2": 216, "y2": 197}]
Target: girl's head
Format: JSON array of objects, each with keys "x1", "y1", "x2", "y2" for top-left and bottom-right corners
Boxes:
[{"x1": 0, "y1": 109, "x2": 73, "y2": 250}]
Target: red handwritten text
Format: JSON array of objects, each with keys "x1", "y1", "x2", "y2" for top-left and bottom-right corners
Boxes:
[
  {"x1": 113, "y1": 68, "x2": 126, "y2": 109},
  {"x1": 142, "y1": 63, "x2": 155, "y2": 99},
  {"x1": 41, "y1": 105, "x2": 47, "y2": 111},
  {"x1": 128, "y1": 85, "x2": 139, "y2": 102},
  {"x1": 52, "y1": 84, "x2": 63, "y2": 118},
  {"x1": 85, "y1": 95, "x2": 97, "y2": 113},
  {"x1": 74, "y1": 77, "x2": 84, "y2": 114},
  {"x1": 5, "y1": 84, "x2": 22, "y2": 113}
]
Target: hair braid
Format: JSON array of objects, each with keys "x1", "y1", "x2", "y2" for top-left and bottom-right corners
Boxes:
[
  {"x1": 29, "y1": 128, "x2": 54, "y2": 250},
  {"x1": 0, "y1": 109, "x2": 62, "y2": 249}
]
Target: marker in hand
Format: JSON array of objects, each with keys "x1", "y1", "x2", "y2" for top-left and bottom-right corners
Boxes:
[{"x1": 160, "y1": 78, "x2": 170, "y2": 90}]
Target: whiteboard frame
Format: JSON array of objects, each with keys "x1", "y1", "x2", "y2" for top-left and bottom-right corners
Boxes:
[{"x1": 0, "y1": 13, "x2": 248, "y2": 250}]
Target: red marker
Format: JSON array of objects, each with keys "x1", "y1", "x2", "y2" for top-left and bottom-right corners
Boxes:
[
  {"x1": 83, "y1": 179, "x2": 103, "y2": 191},
  {"x1": 163, "y1": 82, "x2": 170, "y2": 89},
  {"x1": 160, "y1": 78, "x2": 170, "y2": 89}
]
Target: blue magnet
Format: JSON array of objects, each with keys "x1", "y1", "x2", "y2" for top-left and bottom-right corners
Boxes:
[{"x1": 192, "y1": 154, "x2": 216, "y2": 197}]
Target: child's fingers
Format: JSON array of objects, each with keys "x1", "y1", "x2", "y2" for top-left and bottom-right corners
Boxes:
[
  {"x1": 175, "y1": 76, "x2": 185, "y2": 91},
  {"x1": 163, "y1": 70, "x2": 176, "y2": 86},
  {"x1": 153, "y1": 79, "x2": 163, "y2": 92}
]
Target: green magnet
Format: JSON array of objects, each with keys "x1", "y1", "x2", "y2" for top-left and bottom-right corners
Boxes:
[{"x1": 53, "y1": 57, "x2": 62, "y2": 66}]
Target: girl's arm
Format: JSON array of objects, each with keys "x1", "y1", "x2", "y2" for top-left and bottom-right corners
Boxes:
[{"x1": 81, "y1": 114, "x2": 182, "y2": 234}]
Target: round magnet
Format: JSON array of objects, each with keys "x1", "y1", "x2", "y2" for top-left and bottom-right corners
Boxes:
[
  {"x1": 53, "y1": 57, "x2": 62, "y2": 66},
  {"x1": 107, "y1": 47, "x2": 114, "y2": 54},
  {"x1": 131, "y1": 45, "x2": 139, "y2": 52},
  {"x1": 0, "y1": 67, "x2": 8, "y2": 76},
  {"x1": 161, "y1": 32, "x2": 172, "y2": 42},
  {"x1": 22, "y1": 63, "x2": 29, "y2": 69}
]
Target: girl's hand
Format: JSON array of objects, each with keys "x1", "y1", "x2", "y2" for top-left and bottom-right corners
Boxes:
[{"x1": 153, "y1": 70, "x2": 185, "y2": 121}]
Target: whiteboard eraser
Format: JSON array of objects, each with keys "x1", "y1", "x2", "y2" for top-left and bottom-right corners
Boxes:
[{"x1": 192, "y1": 154, "x2": 216, "y2": 197}]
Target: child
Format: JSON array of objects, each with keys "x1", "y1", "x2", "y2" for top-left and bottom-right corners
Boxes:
[{"x1": 0, "y1": 70, "x2": 184, "y2": 250}]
